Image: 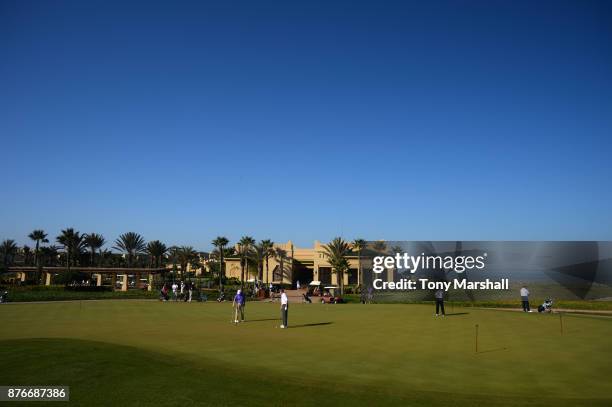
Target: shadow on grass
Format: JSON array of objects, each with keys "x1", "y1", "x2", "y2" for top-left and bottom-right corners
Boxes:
[
  {"x1": 243, "y1": 318, "x2": 280, "y2": 322},
  {"x1": 477, "y1": 347, "x2": 508, "y2": 354},
  {"x1": 444, "y1": 312, "x2": 470, "y2": 316},
  {"x1": 288, "y1": 322, "x2": 333, "y2": 329}
]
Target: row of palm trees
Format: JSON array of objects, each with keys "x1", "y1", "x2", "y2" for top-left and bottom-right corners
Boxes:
[
  {"x1": 210, "y1": 236, "x2": 277, "y2": 291},
  {"x1": 2, "y1": 230, "x2": 370, "y2": 294},
  {"x1": 1, "y1": 229, "x2": 198, "y2": 275}
]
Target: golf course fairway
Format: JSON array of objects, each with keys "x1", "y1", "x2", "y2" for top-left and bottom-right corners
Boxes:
[{"x1": 1, "y1": 300, "x2": 611, "y2": 406}]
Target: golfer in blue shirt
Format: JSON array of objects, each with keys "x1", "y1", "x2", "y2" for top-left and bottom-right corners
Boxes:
[{"x1": 233, "y1": 289, "x2": 246, "y2": 324}]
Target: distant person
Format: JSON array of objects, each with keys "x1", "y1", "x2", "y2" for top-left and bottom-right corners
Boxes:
[
  {"x1": 367, "y1": 286, "x2": 373, "y2": 304},
  {"x1": 180, "y1": 281, "x2": 185, "y2": 298},
  {"x1": 171, "y1": 282, "x2": 178, "y2": 301},
  {"x1": 296, "y1": 280, "x2": 301, "y2": 290},
  {"x1": 183, "y1": 282, "x2": 190, "y2": 302},
  {"x1": 269, "y1": 283, "x2": 274, "y2": 300},
  {"x1": 188, "y1": 282, "x2": 193, "y2": 302},
  {"x1": 233, "y1": 289, "x2": 245, "y2": 324},
  {"x1": 160, "y1": 284, "x2": 169, "y2": 301},
  {"x1": 520, "y1": 285, "x2": 531, "y2": 312},
  {"x1": 434, "y1": 289, "x2": 445, "y2": 316},
  {"x1": 280, "y1": 288, "x2": 289, "y2": 328}
]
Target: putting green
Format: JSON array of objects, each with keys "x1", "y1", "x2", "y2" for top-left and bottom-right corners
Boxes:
[{"x1": 0, "y1": 301, "x2": 611, "y2": 406}]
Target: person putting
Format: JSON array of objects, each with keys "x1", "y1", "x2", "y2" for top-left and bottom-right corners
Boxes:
[
  {"x1": 233, "y1": 289, "x2": 245, "y2": 324},
  {"x1": 434, "y1": 288, "x2": 445, "y2": 317},
  {"x1": 520, "y1": 285, "x2": 531, "y2": 312},
  {"x1": 280, "y1": 288, "x2": 289, "y2": 328}
]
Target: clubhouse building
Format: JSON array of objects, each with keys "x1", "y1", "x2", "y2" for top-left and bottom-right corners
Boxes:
[{"x1": 223, "y1": 240, "x2": 362, "y2": 286}]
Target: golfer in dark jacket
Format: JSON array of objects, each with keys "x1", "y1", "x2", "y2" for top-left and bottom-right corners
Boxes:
[{"x1": 435, "y1": 289, "x2": 445, "y2": 316}]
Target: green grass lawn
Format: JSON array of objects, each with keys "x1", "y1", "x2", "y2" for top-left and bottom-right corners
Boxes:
[{"x1": 0, "y1": 301, "x2": 611, "y2": 406}]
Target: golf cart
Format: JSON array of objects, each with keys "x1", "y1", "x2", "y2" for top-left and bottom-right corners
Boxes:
[
  {"x1": 320, "y1": 286, "x2": 344, "y2": 304},
  {"x1": 308, "y1": 280, "x2": 322, "y2": 296}
]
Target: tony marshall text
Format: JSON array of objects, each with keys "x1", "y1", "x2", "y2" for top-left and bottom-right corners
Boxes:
[{"x1": 373, "y1": 278, "x2": 509, "y2": 291}]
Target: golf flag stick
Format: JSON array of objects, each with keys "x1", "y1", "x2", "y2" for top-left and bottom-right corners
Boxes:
[
  {"x1": 559, "y1": 312, "x2": 563, "y2": 335},
  {"x1": 475, "y1": 324, "x2": 479, "y2": 353}
]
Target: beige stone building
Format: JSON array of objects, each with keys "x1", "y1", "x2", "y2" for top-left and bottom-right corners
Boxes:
[{"x1": 223, "y1": 240, "x2": 361, "y2": 286}]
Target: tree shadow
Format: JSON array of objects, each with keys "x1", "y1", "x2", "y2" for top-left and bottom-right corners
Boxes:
[{"x1": 288, "y1": 322, "x2": 333, "y2": 329}]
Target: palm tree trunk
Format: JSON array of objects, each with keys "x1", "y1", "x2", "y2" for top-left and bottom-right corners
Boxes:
[
  {"x1": 265, "y1": 257, "x2": 269, "y2": 284},
  {"x1": 35, "y1": 240, "x2": 41, "y2": 283},
  {"x1": 219, "y1": 249, "x2": 224, "y2": 292},
  {"x1": 358, "y1": 252, "x2": 362, "y2": 287},
  {"x1": 67, "y1": 249, "x2": 71, "y2": 274}
]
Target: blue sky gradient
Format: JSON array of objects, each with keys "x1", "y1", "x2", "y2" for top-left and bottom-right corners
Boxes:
[{"x1": 1, "y1": 0, "x2": 611, "y2": 250}]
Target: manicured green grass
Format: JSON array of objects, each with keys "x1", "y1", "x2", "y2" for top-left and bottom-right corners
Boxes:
[
  {"x1": 3, "y1": 286, "x2": 159, "y2": 302},
  {"x1": 0, "y1": 301, "x2": 611, "y2": 406}
]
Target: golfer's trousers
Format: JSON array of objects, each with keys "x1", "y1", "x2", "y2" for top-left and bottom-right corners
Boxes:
[
  {"x1": 436, "y1": 299, "x2": 445, "y2": 315},
  {"x1": 281, "y1": 304, "x2": 288, "y2": 327},
  {"x1": 235, "y1": 305, "x2": 244, "y2": 321},
  {"x1": 522, "y1": 300, "x2": 530, "y2": 312}
]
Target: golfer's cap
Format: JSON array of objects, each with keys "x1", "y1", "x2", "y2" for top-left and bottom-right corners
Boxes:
[{"x1": 237, "y1": 289, "x2": 241, "y2": 294}]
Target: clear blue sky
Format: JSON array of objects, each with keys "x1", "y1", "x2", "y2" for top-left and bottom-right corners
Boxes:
[{"x1": 1, "y1": 0, "x2": 611, "y2": 250}]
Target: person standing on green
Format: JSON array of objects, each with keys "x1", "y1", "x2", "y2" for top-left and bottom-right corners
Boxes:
[
  {"x1": 280, "y1": 288, "x2": 289, "y2": 328},
  {"x1": 233, "y1": 289, "x2": 245, "y2": 324}
]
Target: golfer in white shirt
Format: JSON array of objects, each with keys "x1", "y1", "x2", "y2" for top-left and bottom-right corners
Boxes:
[
  {"x1": 171, "y1": 282, "x2": 178, "y2": 301},
  {"x1": 520, "y1": 285, "x2": 531, "y2": 312},
  {"x1": 280, "y1": 289, "x2": 289, "y2": 328}
]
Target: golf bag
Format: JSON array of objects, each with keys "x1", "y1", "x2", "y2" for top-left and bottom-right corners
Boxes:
[
  {"x1": 0, "y1": 291, "x2": 7, "y2": 303},
  {"x1": 217, "y1": 292, "x2": 226, "y2": 302},
  {"x1": 538, "y1": 298, "x2": 553, "y2": 313},
  {"x1": 302, "y1": 293, "x2": 312, "y2": 303}
]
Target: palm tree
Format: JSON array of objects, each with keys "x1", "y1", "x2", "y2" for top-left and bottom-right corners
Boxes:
[
  {"x1": 175, "y1": 246, "x2": 198, "y2": 275},
  {"x1": 261, "y1": 240, "x2": 275, "y2": 284},
  {"x1": 83, "y1": 233, "x2": 105, "y2": 266},
  {"x1": 274, "y1": 247, "x2": 288, "y2": 283},
  {"x1": 146, "y1": 240, "x2": 168, "y2": 268},
  {"x1": 253, "y1": 241, "x2": 271, "y2": 282},
  {"x1": 352, "y1": 238, "x2": 366, "y2": 287},
  {"x1": 373, "y1": 241, "x2": 387, "y2": 253},
  {"x1": 1, "y1": 239, "x2": 19, "y2": 270},
  {"x1": 113, "y1": 232, "x2": 146, "y2": 267},
  {"x1": 237, "y1": 236, "x2": 255, "y2": 287},
  {"x1": 28, "y1": 230, "x2": 48, "y2": 270},
  {"x1": 22, "y1": 245, "x2": 33, "y2": 266},
  {"x1": 39, "y1": 245, "x2": 59, "y2": 267},
  {"x1": 212, "y1": 236, "x2": 229, "y2": 292},
  {"x1": 320, "y1": 237, "x2": 351, "y2": 295},
  {"x1": 56, "y1": 228, "x2": 83, "y2": 273}
]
